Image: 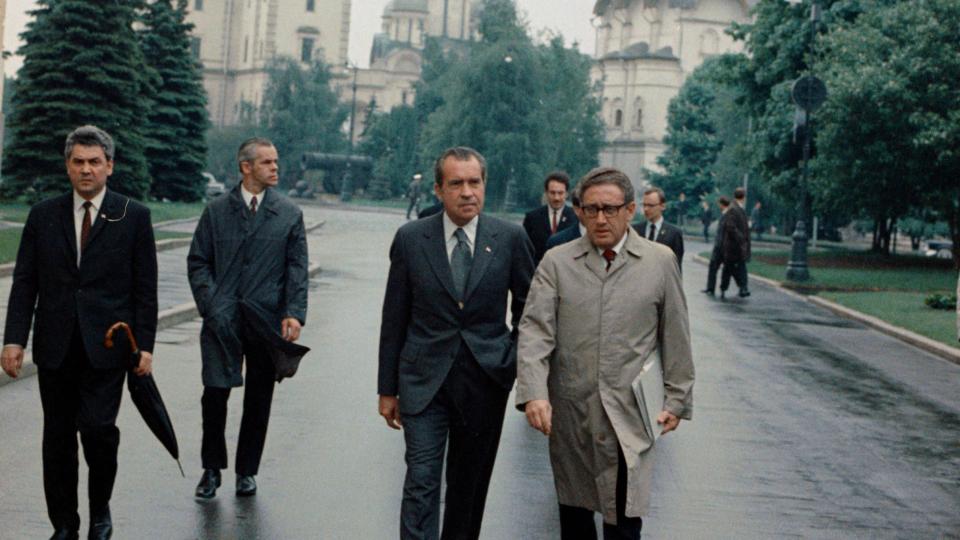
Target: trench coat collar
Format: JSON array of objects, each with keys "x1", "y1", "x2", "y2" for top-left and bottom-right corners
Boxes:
[
  {"x1": 228, "y1": 183, "x2": 279, "y2": 236},
  {"x1": 571, "y1": 228, "x2": 644, "y2": 280}
]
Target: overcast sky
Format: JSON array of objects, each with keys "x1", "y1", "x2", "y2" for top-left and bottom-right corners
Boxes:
[{"x1": 3, "y1": 1, "x2": 598, "y2": 77}]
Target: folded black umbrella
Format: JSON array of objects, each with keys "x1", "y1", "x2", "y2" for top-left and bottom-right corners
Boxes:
[
  {"x1": 240, "y1": 303, "x2": 311, "y2": 382},
  {"x1": 105, "y1": 322, "x2": 184, "y2": 477}
]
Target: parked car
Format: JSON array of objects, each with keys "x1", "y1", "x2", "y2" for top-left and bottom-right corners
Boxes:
[
  {"x1": 925, "y1": 240, "x2": 953, "y2": 258},
  {"x1": 203, "y1": 172, "x2": 225, "y2": 199}
]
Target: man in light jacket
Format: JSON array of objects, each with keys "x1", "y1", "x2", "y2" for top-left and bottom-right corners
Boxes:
[{"x1": 516, "y1": 166, "x2": 695, "y2": 540}]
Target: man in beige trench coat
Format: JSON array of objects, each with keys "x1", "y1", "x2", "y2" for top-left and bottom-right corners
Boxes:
[{"x1": 516, "y1": 167, "x2": 695, "y2": 539}]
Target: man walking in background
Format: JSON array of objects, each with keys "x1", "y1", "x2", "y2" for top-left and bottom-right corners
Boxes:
[
  {"x1": 1, "y1": 126, "x2": 158, "y2": 540},
  {"x1": 188, "y1": 137, "x2": 309, "y2": 499},
  {"x1": 378, "y1": 147, "x2": 535, "y2": 539},
  {"x1": 523, "y1": 171, "x2": 578, "y2": 265},
  {"x1": 702, "y1": 197, "x2": 731, "y2": 297},
  {"x1": 633, "y1": 187, "x2": 685, "y2": 272},
  {"x1": 517, "y1": 166, "x2": 694, "y2": 540},
  {"x1": 722, "y1": 187, "x2": 751, "y2": 298}
]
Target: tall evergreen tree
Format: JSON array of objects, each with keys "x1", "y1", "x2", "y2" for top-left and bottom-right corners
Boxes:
[
  {"x1": 140, "y1": 0, "x2": 210, "y2": 202},
  {"x1": 2, "y1": 0, "x2": 152, "y2": 201}
]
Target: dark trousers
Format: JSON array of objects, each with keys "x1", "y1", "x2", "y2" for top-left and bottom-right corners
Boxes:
[
  {"x1": 721, "y1": 261, "x2": 749, "y2": 292},
  {"x1": 38, "y1": 329, "x2": 125, "y2": 532},
  {"x1": 400, "y1": 343, "x2": 510, "y2": 540},
  {"x1": 702, "y1": 223, "x2": 710, "y2": 243},
  {"x1": 201, "y1": 337, "x2": 275, "y2": 476},
  {"x1": 406, "y1": 197, "x2": 420, "y2": 219},
  {"x1": 558, "y1": 447, "x2": 642, "y2": 540},
  {"x1": 705, "y1": 250, "x2": 722, "y2": 293}
]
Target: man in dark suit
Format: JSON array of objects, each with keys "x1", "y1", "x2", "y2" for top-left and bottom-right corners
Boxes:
[
  {"x1": 702, "y1": 197, "x2": 731, "y2": 297},
  {"x1": 721, "y1": 187, "x2": 751, "y2": 298},
  {"x1": 634, "y1": 187, "x2": 685, "y2": 272},
  {"x1": 522, "y1": 171, "x2": 578, "y2": 264},
  {"x1": 188, "y1": 137, "x2": 309, "y2": 499},
  {"x1": 378, "y1": 147, "x2": 535, "y2": 540},
  {"x1": 544, "y1": 189, "x2": 584, "y2": 251},
  {"x1": 1, "y1": 125, "x2": 158, "y2": 540}
]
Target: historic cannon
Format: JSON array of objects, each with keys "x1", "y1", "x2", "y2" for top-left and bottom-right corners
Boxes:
[{"x1": 299, "y1": 152, "x2": 374, "y2": 200}]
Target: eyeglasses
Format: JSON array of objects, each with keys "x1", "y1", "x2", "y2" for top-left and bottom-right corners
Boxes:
[{"x1": 581, "y1": 203, "x2": 628, "y2": 218}]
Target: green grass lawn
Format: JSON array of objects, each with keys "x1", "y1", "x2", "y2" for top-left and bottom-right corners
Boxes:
[
  {"x1": 819, "y1": 291, "x2": 958, "y2": 348},
  {"x1": 0, "y1": 201, "x2": 206, "y2": 225},
  {"x1": 0, "y1": 203, "x2": 32, "y2": 223},
  {"x1": 0, "y1": 228, "x2": 24, "y2": 264}
]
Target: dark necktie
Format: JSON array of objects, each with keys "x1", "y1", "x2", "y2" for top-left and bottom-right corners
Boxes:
[
  {"x1": 603, "y1": 248, "x2": 616, "y2": 271},
  {"x1": 551, "y1": 209, "x2": 558, "y2": 234},
  {"x1": 451, "y1": 228, "x2": 473, "y2": 299},
  {"x1": 250, "y1": 195, "x2": 258, "y2": 215},
  {"x1": 648, "y1": 224, "x2": 656, "y2": 241},
  {"x1": 81, "y1": 201, "x2": 92, "y2": 254}
]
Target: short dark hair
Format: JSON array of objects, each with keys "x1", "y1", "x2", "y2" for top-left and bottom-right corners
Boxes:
[
  {"x1": 237, "y1": 137, "x2": 275, "y2": 173},
  {"x1": 543, "y1": 171, "x2": 570, "y2": 192},
  {"x1": 64, "y1": 125, "x2": 114, "y2": 161},
  {"x1": 434, "y1": 147, "x2": 486, "y2": 186},
  {"x1": 734, "y1": 187, "x2": 746, "y2": 200},
  {"x1": 718, "y1": 196, "x2": 731, "y2": 207},
  {"x1": 643, "y1": 187, "x2": 666, "y2": 204},
  {"x1": 578, "y1": 167, "x2": 635, "y2": 204}
]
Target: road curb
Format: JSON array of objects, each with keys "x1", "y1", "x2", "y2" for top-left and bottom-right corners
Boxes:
[
  {"x1": 692, "y1": 254, "x2": 960, "y2": 366},
  {"x1": 0, "y1": 262, "x2": 323, "y2": 388}
]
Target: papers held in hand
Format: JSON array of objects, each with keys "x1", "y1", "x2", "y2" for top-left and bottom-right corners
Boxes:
[{"x1": 631, "y1": 348, "x2": 664, "y2": 444}]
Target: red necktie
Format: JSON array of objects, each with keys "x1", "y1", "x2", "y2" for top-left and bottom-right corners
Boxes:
[
  {"x1": 551, "y1": 209, "x2": 558, "y2": 234},
  {"x1": 250, "y1": 196, "x2": 258, "y2": 215},
  {"x1": 81, "y1": 201, "x2": 92, "y2": 253},
  {"x1": 603, "y1": 249, "x2": 616, "y2": 271}
]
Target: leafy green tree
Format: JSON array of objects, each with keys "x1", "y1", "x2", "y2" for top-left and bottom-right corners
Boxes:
[
  {"x1": 2, "y1": 0, "x2": 152, "y2": 201},
  {"x1": 360, "y1": 104, "x2": 420, "y2": 199},
  {"x1": 814, "y1": 0, "x2": 960, "y2": 264},
  {"x1": 140, "y1": 0, "x2": 210, "y2": 202},
  {"x1": 259, "y1": 57, "x2": 348, "y2": 188}
]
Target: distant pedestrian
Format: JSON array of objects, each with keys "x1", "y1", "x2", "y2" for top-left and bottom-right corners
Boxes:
[
  {"x1": 1, "y1": 125, "x2": 159, "y2": 540},
  {"x1": 188, "y1": 137, "x2": 309, "y2": 500},
  {"x1": 750, "y1": 201, "x2": 763, "y2": 240},
  {"x1": 522, "y1": 171, "x2": 578, "y2": 265},
  {"x1": 720, "y1": 188, "x2": 751, "y2": 299},
  {"x1": 544, "y1": 188, "x2": 585, "y2": 251},
  {"x1": 702, "y1": 196, "x2": 731, "y2": 297},
  {"x1": 378, "y1": 147, "x2": 535, "y2": 539},
  {"x1": 633, "y1": 186, "x2": 685, "y2": 272},
  {"x1": 405, "y1": 173, "x2": 423, "y2": 220},
  {"x1": 517, "y1": 166, "x2": 695, "y2": 540},
  {"x1": 700, "y1": 200, "x2": 713, "y2": 243}
]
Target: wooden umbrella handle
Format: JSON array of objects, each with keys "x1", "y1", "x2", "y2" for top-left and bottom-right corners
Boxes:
[{"x1": 104, "y1": 321, "x2": 140, "y2": 354}]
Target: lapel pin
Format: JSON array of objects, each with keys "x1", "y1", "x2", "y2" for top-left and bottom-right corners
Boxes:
[{"x1": 485, "y1": 246, "x2": 492, "y2": 253}]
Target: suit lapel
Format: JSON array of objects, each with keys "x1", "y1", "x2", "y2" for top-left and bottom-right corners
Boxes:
[
  {"x1": 59, "y1": 195, "x2": 79, "y2": 266},
  {"x1": 421, "y1": 214, "x2": 460, "y2": 302},
  {"x1": 84, "y1": 190, "x2": 121, "y2": 251},
  {"x1": 246, "y1": 187, "x2": 276, "y2": 237},
  {"x1": 463, "y1": 215, "x2": 497, "y2": 302}
]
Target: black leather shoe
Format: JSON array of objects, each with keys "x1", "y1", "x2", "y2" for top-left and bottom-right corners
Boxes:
[
  {"x1": 700, "y1": 289, "x2": 714, "y2": 296},
  {"x1": 88, "y1": 507, "x2": 112, "y2": 540},
  {"x1": 739, "y1": 289, "x2": 751, "y2": 298},
  {"x1": 195, "y1": 469, "x2": 222, "y2": 499},
  {"x1": 236, "y1": 475, "x2": 257, "y2": 497},
  {"x1": 49, "y1": 529, "x2": 79, "y2": 540}
]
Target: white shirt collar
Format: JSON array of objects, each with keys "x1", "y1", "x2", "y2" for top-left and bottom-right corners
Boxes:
[
  {"x1": 443, "y1": 212, "x2": 478, "y2": 245},
  {"x1": 74, "y1": 188, "x2": 106, "y2": 216},
  {"x1": 595, "y1": 229, "x2": 629, "y2": 258},
  {"x1": 649, "y1": 216, "x2": 664, "y2": 229},
  {"x1": 241, "y1": 184, "x2": 264, "y2": 208}
]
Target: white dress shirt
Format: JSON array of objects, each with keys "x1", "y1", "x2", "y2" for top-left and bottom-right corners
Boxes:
[
  {"x1": 74, "y1": 189, "x2": 106, "y2": 266},
  {"x1": 241, "y1": 184, "x2": 262, "y2": 210},
  {"x1": 443, "y1": 212, "x2": 478, "y2": 261},
  {"x1": 595, "y1": 230, "x2": 629, "y2": 260},
  {"x1": 547, "y1": 205, "x2": 564, "y2": 230},
  {"x1": 646, "y1": 217, "x2": 663, "y2": 241}
]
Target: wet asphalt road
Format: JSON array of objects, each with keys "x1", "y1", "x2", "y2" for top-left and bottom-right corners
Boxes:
[{"x1": 0, "y1": 206, "x2": 958, "y2": 539}]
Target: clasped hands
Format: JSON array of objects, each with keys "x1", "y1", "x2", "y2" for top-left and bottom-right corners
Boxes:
[{"x1": 523, "y1": 399, "x2": 680, "y2": 436}]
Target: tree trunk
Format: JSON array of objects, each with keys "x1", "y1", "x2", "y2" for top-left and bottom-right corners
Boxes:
[
  {"x1": 949, "y1": 197, "x2": 960, "y2": 272},
  {"x1": 871, "y1": 219, "x2": 881, "y2": 252}
]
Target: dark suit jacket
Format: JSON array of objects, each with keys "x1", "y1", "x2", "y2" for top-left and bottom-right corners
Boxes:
[
  {"x1": 188, "y1": 185, "x2": 309, "y2": 388},
  {"x1": 378, "y1": 212, "x2": 535, "y2": 415},
  {"x1": 634, "y1": 220, "x2": 685, "y2": 272},
  {"x1": 544, "y1": 224, "x2": 582, "y2": 252},
  {"x1": 417, "y1": 202, "x2": 443, "y2": 219},
  {"x1": 4, "y1": 190, "x2": 158, "y2": 370},
  {"x1": 522, "y1": 205, "x2": 578, "y2": 263},
  {"x1": 720, "y1": 204, "x2": 750, "y2": 263}
]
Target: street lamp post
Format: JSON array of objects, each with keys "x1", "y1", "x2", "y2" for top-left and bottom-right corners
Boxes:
[{"x1": 340, "y1": 64, "x2": 359, "y2": 202}]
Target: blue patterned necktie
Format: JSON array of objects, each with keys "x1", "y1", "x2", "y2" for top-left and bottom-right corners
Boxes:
[{"x1": 451, "y1": 228, "x2": 473, "y2": 299}]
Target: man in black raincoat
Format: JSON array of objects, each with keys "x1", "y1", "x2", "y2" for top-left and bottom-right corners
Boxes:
[{"x1": 187, "y1": 137, "x2": 309, "y2": 499}]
